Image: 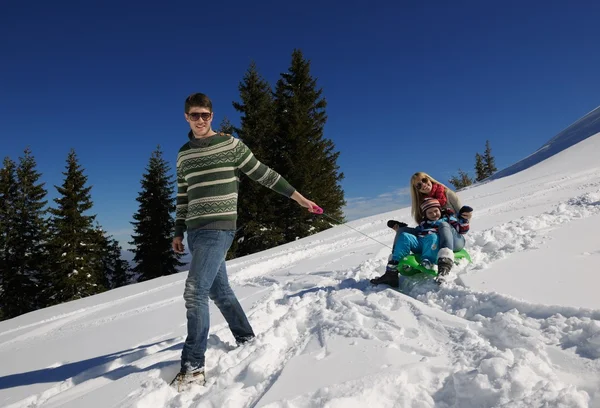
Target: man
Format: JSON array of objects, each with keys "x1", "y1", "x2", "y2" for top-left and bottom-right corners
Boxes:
[{"x1": 171, "y1": 93, "x2": 320, "y2": 390}]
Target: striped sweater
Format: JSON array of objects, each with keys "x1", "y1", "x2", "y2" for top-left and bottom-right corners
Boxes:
[{"x1": 175, "y1": 133, "x2": 296, "y2": 237}]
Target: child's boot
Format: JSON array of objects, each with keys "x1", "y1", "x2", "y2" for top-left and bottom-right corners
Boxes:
[
  {"x1": 370, "y1": 261, "x2": 399, "y2": 287},
  {"x1": 436, "y1": 248, "x2": 454, "y2": 284}
]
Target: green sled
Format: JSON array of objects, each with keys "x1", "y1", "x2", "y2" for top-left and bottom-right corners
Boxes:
[{"x1": 397, "y1": 248, "x2": 472, "y2": 277}]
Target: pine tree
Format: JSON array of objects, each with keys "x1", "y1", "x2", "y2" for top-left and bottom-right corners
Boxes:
[
  {"x1": 483, "y1": 140, "x2": 497, "y2": 178},
  {"x1": 0, "y1": 157, "x2": 19, "y2": 319},
  {"x1": 448, "y1": 169, "x2": 474, "y2": 190},
  {"x1": 229, "y1": 61, "x2": 286, "y2": 258},
  {"x1": 217, "y1": 116, "x2": 235, "y2": 135},
  {"x1": 273, "y1": 49, "x2": 345, "y2": 242},
  {"x1": 106, "y1": 238, "x2": 130, "y2": 288},
  {"x1": 46, "y1": 149, "x2": 106, "y2": 305},
  {"x1": 2, "y1": 148, "x2": 49, "y2": 317},
  {"x1": 94, "y1": 228, "x2": 130, "y2": 289},
  {"x1": 474, "y1": 153, "x2": 486, "y2": 181},
  {"x1": 129, "y1": 146, "x2": 183, "y2": 281}
]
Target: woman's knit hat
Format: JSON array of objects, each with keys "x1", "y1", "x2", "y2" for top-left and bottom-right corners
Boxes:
[{"x1": 420, "y1": 197, "x2": 441, "y2": 214}]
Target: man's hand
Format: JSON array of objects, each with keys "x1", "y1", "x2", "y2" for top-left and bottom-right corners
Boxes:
[
  {"x1": 172, "y1": 236, "x2": 185, "y2": 254},
  {"x1": 291, "y1": 191, "x2": 322, "y2": 213}
]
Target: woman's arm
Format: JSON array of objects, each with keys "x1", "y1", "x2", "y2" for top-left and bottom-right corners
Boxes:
[{"x1": 445, "y1": 189, "x2": 462, "y2": 213}]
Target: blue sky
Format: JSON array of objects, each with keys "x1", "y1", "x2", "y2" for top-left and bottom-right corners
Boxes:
[{"x1": 2, "y1": 1, "x2": 600, "y2": 248}]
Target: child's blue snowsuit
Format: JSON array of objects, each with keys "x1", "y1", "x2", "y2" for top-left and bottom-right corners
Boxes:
[
  {"x1": 391, "y1": 213, "x2": 468, "y2": 263},
  {"x1": 391, "y1": 231, "x2": 439, "y2": 263}
]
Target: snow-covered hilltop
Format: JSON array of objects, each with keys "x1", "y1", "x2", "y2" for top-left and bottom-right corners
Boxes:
[{"x1": 491, "y1": 105, "x2": 600, "y2": 180}]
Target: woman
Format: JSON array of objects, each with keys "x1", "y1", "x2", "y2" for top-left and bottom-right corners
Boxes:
[{"x1": 410, "y1": 172, "x2": 466, "y2": 223}]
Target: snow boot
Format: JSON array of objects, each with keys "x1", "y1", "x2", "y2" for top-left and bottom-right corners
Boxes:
[
  {"x1": 435, "y1": 248, "x2": 454, "y2": 284},
  {"x1": 370, "y1": 261, "x2": 399, "y2": 287},
  {"x1": 437, "y1": 257, "x2": 453, "y2": 276},
  {"x1": 236, "y1": 335, "x2": 255, "y2": 347},
  {"x1": 387, "y1": 220, "x2": 408, "y2": 230},
  {"x1": 170, "y1": 368, "x2": 206, "y2": 391}
]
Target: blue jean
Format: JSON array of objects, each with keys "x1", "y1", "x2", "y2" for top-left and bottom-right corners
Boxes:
[
  {"x1": 437, "y1": 221, "x2": 465, "y2": 252},
  {"x1": 392, "y1": 232, "x2": 439, "y2": 262},
  {"x1": 180, "y1": 229, "x2": 254, "y2": 372}
]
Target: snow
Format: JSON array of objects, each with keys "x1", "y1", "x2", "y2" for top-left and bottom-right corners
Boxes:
[{"x1": 2, "y1": 132, "x2": 600, "y2": 407}]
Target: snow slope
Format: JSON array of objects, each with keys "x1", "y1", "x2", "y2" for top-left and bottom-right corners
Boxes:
[
  {"x1": 490, "y1": 105, "x2": 600, "y2": 180},
  {"x1": 1, "y1": 131, "x2": 600, "y2": 407}
]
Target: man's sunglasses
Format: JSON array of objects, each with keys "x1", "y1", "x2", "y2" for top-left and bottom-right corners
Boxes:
[
  {"x1": 187, "y1": 112, "x2": 212, "y2": 121},
  {"x1": 415, "y1": 178, "x2": 429, "y2": 190}
]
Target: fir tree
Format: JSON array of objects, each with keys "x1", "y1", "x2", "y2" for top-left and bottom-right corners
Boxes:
[
  {"x1": 0, "y1": 157, "x2": 19, "y2": 319},
  {"x1": 95, "y1": 228, "x2": 130, "y2": 289},
  {"x1": 273, "y1": 49, "x2": 345, "y2": 242},
  {"x1": 483, "y1": 140, "x2": 497, "y2": 178},
  {"x1": 46, "y1": 149, "x2": 106, "y2": 305},
  {"x1": 475, "y1": 153, "x2": 486, "y2": 181},
  {"x1": 217, "y1": 116, "x2": 235, "y2": 135},
  {"x1": 129, "y1": 146, "x2": 183, "y2": 281},
  {"x1": 448, "y1": 169, "x2": 474, "y2": 190},
  {"x1": 229, "y1": 61, "x2": 286, "y2": 258},
  {"x1": 2, "y1": 148, "x2": 49, "y2": 317},
  {"x1": 106, "y1": 238, "x2": 130, "y2": 288}
]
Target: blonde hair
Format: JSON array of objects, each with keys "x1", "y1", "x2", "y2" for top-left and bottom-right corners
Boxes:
[{"x1": 410, "y1": 172, "x2": 450, "y2": 224}]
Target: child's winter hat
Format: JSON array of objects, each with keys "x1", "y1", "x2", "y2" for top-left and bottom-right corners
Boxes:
[{"x1": 420, "y1": 197, "x2": 441, "y2": 214}]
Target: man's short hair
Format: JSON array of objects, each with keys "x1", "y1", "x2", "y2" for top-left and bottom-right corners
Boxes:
[{"x1": 185, "y1": 93, "x2": 212, "y2": 113}]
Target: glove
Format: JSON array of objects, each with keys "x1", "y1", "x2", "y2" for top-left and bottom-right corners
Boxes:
[
  {"x1": 442, "y1": 208, "x2": 455, "y2": 216},
  {"x1": 387, "y1": 220, "x2": 408, "y2": 229},
  {"x1": 459, "y1": 206, "x2": 473, "y2": 220}
]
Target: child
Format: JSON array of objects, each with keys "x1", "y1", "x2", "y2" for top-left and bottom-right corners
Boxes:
[{"x1": 371, "y1": 198, "x2": 471, "y2": 287}]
